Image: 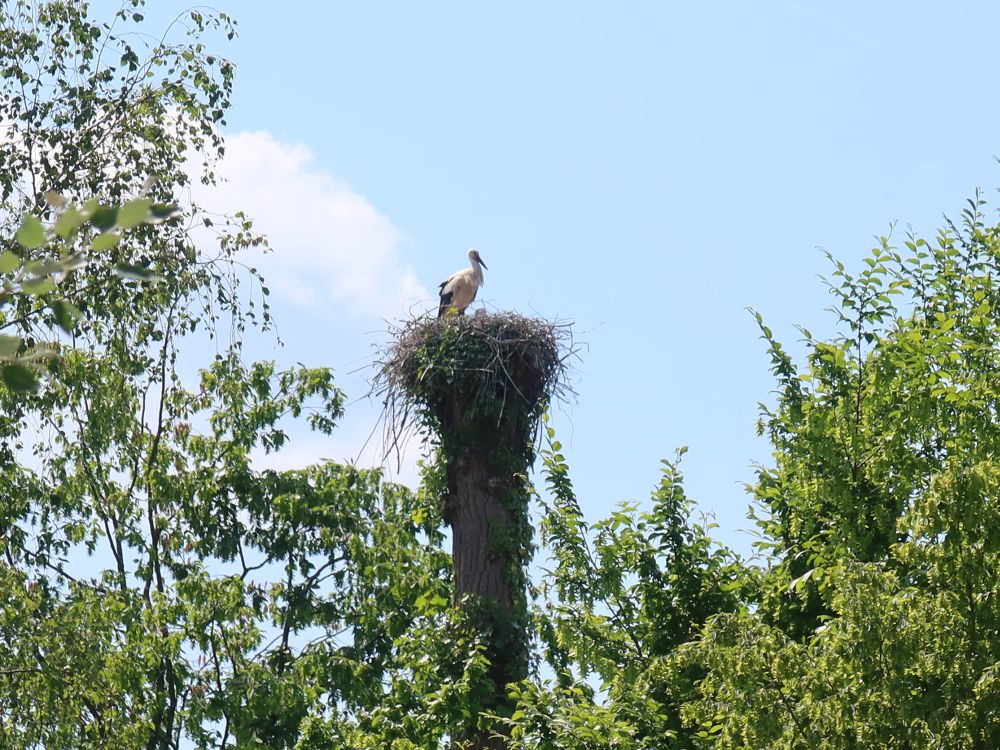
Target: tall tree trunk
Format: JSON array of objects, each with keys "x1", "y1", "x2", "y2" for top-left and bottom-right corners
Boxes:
[
  {"x1": 385, "y1": 313, "x2": 564, "y2": 749},
  {"x1": 446, "y1": 445, "x2": 529, "y2": 748}
]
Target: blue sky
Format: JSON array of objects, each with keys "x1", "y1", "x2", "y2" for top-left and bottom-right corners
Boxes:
[{"x1": 145, "y1": 2, "x2": 1000, "y2": 555}]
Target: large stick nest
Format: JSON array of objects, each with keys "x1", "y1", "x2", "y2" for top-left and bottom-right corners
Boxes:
[{"x1": 374, "y1": 311, "x2": 574, "y2": 456}]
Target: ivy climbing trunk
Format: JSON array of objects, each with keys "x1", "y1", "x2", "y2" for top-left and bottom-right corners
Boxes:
[
  {"x1": 448, "y1": 451, "x2": 518, "y2": 609},
  {"x1": 441, "y1": 394, "x2": 532, "y2": 750},
  {"x1": 382, "y1": 312, "x2": 564, "y2": 749}
]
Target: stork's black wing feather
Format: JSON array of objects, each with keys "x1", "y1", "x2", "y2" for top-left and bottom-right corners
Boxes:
[{"x1": 437, "y1": 288, "x2": 454, "y2": 318}]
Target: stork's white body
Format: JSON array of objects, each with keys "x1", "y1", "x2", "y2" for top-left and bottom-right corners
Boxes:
[{"x1": 438, "y1": 249, "x2": 487, "y2": 317}]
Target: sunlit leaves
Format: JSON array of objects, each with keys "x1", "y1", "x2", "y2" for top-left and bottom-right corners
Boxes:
[
  {"x1": 15, "y1": 214, "x2": 45, "y2": 249},
  {"x1": 2, "y1": 362, "x2": 37, "y2": 392},
  {"x1": 680, "y1": 191, "x2": 1000, "y2": 747},
  {"x1": 20, "y1": 276, "x2": 56, "y2": 295},
  {"x1": 85, "y1": 204, "x2": 118, "y2": 231},
  {"x1": 0, "y1": 198, "x2": 170, "y2": 393},
  {"x1": 0, "y1": 6, "x2": 293, "y2": 742},
  {"x1": 90, "y1": 231, "x2": 120, "y2": 251},
  {"x1": 0, "y1": 251, "x2": 21, "y2": 274},
  {"x1": 508, "y1": 192, "x2": 1000, "y2": 748},
  {"x1": 116, "y1": 198, "x2": 153, "y2": 228},
  {"x1": 53, "y1": 205, "x2": 87, "y2": 238},
  {"x1": 516, "y1": 431, "x2": 743, "y2": 748},
  {"x1": 113, "y1": 263, "x2": 162, "y2": 282}
]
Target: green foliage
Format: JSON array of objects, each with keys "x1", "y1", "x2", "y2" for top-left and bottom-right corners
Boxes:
[
  {"x1": 677, "y1": 193, "x2": 1000, "y2": 747},
  {"x1": 0, "y1": 3, "x2": 457, "y2": 748},
  {"x1": 1, "y1": 197, "x2": 174, "y2": 391},
  {"x1": 502, "y1": 426, "x2": 744, "y2": 749},
  {"x1": 0, "y1": 5, "x2": 501, "y2": 745},
  {"x1": 501, "y1": 193, "x2": 1000, "y2": 748}
]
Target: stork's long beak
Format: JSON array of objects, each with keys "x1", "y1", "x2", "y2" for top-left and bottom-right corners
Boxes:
[{"x1": 478, "y1": 256, "x2": 488, "y2": 270}]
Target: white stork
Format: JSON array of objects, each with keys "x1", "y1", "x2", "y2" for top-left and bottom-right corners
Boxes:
[{"x1": 438, "y1": 248, "x2": 487, "y2": 318}]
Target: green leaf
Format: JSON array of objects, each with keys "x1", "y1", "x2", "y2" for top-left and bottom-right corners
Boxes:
[
  {"x1": 52, "y1": 300, "x2": 82, "y2": 333},
  {"x1": 0, "y1": 334, "x2": 21, "y2": 359},
  {"x1": 88, "y1": 206, "x2": 118, "y2": 231},
  {"x1": 91, "y1": 231, "x2": 120, "y2": 251},
  {"x1": 16, "y1": 214, "x2": 45, "y2": 249},
  {"x1": 114, "y1": 264, "x2": 162, "y2": 282},
  {"x1": 54, "y1": 206, "x2": 87, "y2": 239},
  {"x1": 0, "y1": 251, "x2": 21, "y2": 274},
  {"x1": 149, "y1": 203, "x2": 180, "y2": 222},
  {"x1": 116, "y1": 198, "x2": 152, "y2": 228},
  {"x1": 24, "y1": 258, "x2": 64, "y2": 276},
  {"x1": 2, "y1": 363, "x2": 37, "y2": 392},
  {"x1": 20, "y1": 277, "x2": 57, "y2": 295}
]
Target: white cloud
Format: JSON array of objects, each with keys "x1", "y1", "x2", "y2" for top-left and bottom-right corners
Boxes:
[
  {"x1": 191, "y1": 130, "x2": 429, "y2": 319},
  {"x1": 185, "y1": 129, "x2": 434, "y2": 483}
]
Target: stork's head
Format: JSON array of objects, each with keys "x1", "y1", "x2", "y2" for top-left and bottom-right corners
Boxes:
[{"x1": 468, "y1": 248, "x2": 488, "y2": 270}]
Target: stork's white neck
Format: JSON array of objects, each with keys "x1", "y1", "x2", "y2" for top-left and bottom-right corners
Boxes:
[{"x1": 469, "y1": 256, "x2": 485, "y2": 286}]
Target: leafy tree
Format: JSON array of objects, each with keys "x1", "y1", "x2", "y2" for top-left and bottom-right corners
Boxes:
[
  {"x1": 495, "y1": 434, "x2": 745, "y2": 749},
  {"x1": 0, "y1": 4, "x2": 460, "y2": 749},
  {"x1": 1, "y1": 194, "x2": 174, "y2": 391},
  {"x1": 492, "y1": 194, "x2": 1000, "y2": 750},
  {"x1": 677, "y1": 194, "x2": 1000, "y2": 748}
]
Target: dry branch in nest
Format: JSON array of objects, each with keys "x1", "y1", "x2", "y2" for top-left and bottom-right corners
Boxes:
[{"x1": 373, "y1": 311, "x2": 574, "y2": 460}]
